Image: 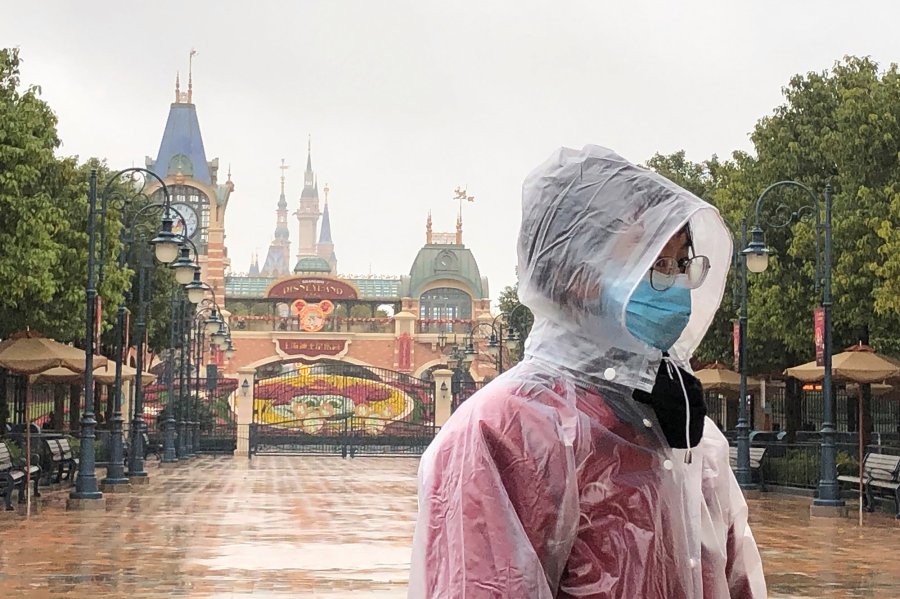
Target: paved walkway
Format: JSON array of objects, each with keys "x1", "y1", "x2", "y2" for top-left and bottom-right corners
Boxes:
[{"x1": 0, "y1": 456, "x2": 897, "y2": 597}]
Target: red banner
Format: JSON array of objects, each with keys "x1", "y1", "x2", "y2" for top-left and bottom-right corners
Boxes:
[
  {"x1": 95, "y1": 296, "x2": 103, "y2": 351},
  {"x1": 276, "y1": 338, "x2": 348, "y2": 357},
  {"x1": 733, "y1": 321, "x2": 740, "y2": 373},
  {"x1": 397, "y1": 333, "x2": 412, "y2": 372},
  {"x1": 814, "y1": 307, "x2": 825, "y2": 367},
  {"x1": 123, "y1": 310, "x2": 131, "y2": 362}
]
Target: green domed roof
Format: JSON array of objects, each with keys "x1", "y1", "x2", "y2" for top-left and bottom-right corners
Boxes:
[
  {"x1": 294, "y1": 255, "x2": 332, "y2": 274},
  {"x1": 402, "y1": 244, "x2": 488, "y2": 299}
]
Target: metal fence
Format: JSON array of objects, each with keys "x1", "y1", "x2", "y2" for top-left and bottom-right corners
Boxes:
[
  {"x1": 252, "y1": 364, "x2": 435, "y2": 456},
  {"x1": 763, "y1": 386, "x2": 898, "y2": 434},
  {"x1": 452, "y1": 380, "x2": 487, "y2": 412},
  {"x1": 752, "y1": 440, "x2": 900, "y2": 490},
  {"x1": 142, "y1": 376, "x2": 238, "y2": 454}
]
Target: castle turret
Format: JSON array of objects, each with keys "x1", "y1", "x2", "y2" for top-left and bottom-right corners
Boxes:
[
  {"x1": 316, "y1": 183, "x2": 337, "y2": 274},
  {"x1": 295, "y1": 137, "x2": 320, "y2": 258},
  {"x1": 261, "y1": 160, "x2": 292, "y2": 276}
]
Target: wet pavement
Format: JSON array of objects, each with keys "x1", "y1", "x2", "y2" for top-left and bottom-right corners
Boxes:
[{"x1": 0, "y1": 456, "x2": 897, "y2": 598}]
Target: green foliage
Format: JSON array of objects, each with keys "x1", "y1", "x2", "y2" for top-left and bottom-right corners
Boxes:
[
  {"x1": 765, "y1": 448, "x2": 820, "y2": 488},
  {"x1": 251, "y1": 302, "x2": 271, "y2": 316},
  {"x1": 497, "y1": 283, "x2": 533, "y2": 365},
  {"x1": 135, "y1": 261, "x2": 181, "y2": 353},
  {"x1": 0, "y1": 48, "x2": 129, "y2": 343},
  {"x1": 3, "y1": 438, "x2": 22, "y2": 463},
  {"x1": 836, "y1": 450, "x2": 859, "y2": 478},
  {"x1": 648, "y1": 57, "x2": 900, "y2": 373},
  {"x1": 227, "y1": 302, "x2": 251, "y2": 316},
  {"x1": 350, "y1": 304, "x2": 373, "y2": 318}
]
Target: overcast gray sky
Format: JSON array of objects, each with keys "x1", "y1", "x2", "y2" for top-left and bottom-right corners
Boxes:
[{"x1": 4, "y1": 1, "x2": 900, "y2": 300}]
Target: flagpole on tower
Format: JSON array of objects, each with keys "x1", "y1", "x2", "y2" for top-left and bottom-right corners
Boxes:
[
  {"x1": 188, "y1": 48, "x2": 197, "y2": 103},
  {"x1": 453, "y1": 186, "x2": 475, "y2": 246}
]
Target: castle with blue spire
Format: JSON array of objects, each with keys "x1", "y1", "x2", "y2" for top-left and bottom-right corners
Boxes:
[
  {"x1": 145, "y1": 64, "x2": 234, "y2": 299},
  {"x1": 258, "y1": 139, "x2": 337, "y2": 277}
]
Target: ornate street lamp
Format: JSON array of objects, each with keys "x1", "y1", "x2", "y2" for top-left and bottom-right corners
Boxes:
[
  {"x1": 150, "y1": 216, "x2": 180, "y2": 264},
  {"x1": 170, "y1": 246, "x2": 197, "y2": 285},
  {"x1": 184, "y1": 268, "x2": 210, "y2": 304},
  {"x1": 74, "y1": 168, "x2": 192, "y2": 502},
  {"x1": 744, "y1": 181, "x2": 842, "y2": 509},
  {"x1": 724, "y1": 219, "x2": 755, "y2": 492}
]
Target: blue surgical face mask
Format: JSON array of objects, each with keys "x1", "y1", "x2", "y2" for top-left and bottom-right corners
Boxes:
[{"x1": 625, "y1": 277, "x2": 692, "y2": 351}]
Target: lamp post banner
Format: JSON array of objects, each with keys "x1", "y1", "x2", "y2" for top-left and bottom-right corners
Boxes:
[
  {"x1": 733, "y1": 320, "x2": 740, "y2": 373},
  {"x1": 814, "y1": 307, "x2": 825, "y2": 367},
  {"x1": 95, "y1": 296, "x2": 103, "y2": 351}
]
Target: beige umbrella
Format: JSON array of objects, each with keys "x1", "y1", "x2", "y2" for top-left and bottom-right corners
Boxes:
[
  {"x1": 785, "y1": 343, "x2": 900, "y2": 524},
  {"x1": 784, "y1": 343, "x2": 899, "y2": 384},
  {"x1": 30, "y1": 362, "x2": 157, "y2": 386},
  {"x1": 0, "y1": 330, "x2": 108, "y2": 517},
  {"x1": 0, "y1": 329, "x2": 107, "y2": 374},
  {"x1": 695, "y1": 362, "x2": 760, "y2": 392}
]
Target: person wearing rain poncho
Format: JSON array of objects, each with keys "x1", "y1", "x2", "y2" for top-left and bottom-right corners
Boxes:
[{"x1": 408, "y1": 146, "x2": 767, "y2": 598}]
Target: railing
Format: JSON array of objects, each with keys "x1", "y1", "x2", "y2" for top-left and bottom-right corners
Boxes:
[
  {"x1": 417, "y1": 320, "x2": 478, "y2": 335},
  {"x1": 233, "y1": 317, "x2": 394, "y2": 334},
  {"x1": 766, "y1": 386, "x2": 899, "y2": 434},
  {"x1": 452, "y1": 380, "x2": 487, "y2": 412},
  {"x1": 746, "y1": 438, "x2": 900, "y2": 490}
]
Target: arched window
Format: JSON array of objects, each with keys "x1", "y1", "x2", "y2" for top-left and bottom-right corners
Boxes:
[{"x1": 419, "y1": 287, "x2": 472, "y2": 332}]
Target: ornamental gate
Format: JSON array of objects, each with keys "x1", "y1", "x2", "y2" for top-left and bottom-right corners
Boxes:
[{"x1": 250, "y1": 363, "x2": 436, "y2": 456}]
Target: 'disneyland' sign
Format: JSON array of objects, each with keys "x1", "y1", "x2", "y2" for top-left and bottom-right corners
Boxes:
[
  {"x1": 276, "y1": 338, "x2": 348, "y2": 357},
  {"x1": 267, "y1": 277, "x2": 358, "y2": 300}
]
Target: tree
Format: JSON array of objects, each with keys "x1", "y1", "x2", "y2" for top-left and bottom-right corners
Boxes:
[
  {"x1": 652, "y1": 57, "x2": 900, "y2": 372},
  {"x1": 736, "y1": 57, "x2": 900, "y2": 363},
  {"x1": 497, "y1": 283, "x2": 533, "y2": 366},
  {"x1": 0, "y1": 48, "x2": 128, "y2": 343}
]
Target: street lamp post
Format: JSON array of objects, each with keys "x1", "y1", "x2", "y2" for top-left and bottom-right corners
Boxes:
[
  {"x1": 72, "y1": 168, "x2": 181, "y2": 502},
  {"x1": 177, "y1": 295, "x2": 189, "y2": 460},
  {"x1": 190, "y1": 299, "x2": 225, "y2": 457},
  {"x1": 485, "y1": 303, "x2": 531, "y2": 374},
  {"x1": 127, "y1": 243, "x2": 153, "y2": 480},
  {"x1": 744, "y1": 181, "x2": 843, "y2": 507},
  {"x1": 70, "y1": 170, "x2": 104, "y2": 501},
  {"x1": 733, "y1": 219, "x2": 755, "y2": 491},
  {"x1": 444, "y1": 340, "x2": 475, "y2": 411},
  {"x1": 161, "y1": 288, "x2": 180, "y2": 464}
]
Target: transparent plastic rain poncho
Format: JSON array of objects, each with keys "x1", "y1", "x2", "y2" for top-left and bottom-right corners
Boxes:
[{"x1": 409, "y1": 146, "x2": 767, "y2": 598}]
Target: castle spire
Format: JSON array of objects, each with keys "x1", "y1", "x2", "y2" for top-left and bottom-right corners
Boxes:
[
  {"x1": 261, "y1": 160, "x2": 292, "y2": 276},
  {"x1": 175, "y1": 72, "x2": 181, "y2": 102},
  {"x1": 279, "y1": 158, "x2": 289, "y2": 196},
  {"x1": 426, "y1": 211, "x2": 433, "y2": 244},
  {"x1": 300, "y1": 136, "x2": 318, "y2": 199},
  {"x1": 188, "y1": 49, "x2": 197, "y2": 104}
]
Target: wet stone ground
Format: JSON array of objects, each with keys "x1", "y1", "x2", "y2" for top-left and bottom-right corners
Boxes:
[{"x1": 0, "y1": 456, "x2": 897, "y2": 598}]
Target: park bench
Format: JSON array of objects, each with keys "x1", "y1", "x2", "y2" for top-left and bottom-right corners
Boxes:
[
  {"x1": 44, "y1": 438, "x2": 67, "y2": 483},
  {"x1": 729, "y1": 446, "x2": 768, "y2": 490},
  {"x1": 0, "y1": 442, "x2": 41, "y2": 510},
  {"x1": 142, "y1": 432, "x2": 162, "y2": 459},
  {"x1": 124, "y1": 432, "x2": 161, "y2": 462},
  {"x1": 55, "y1": 438, "x2": 79, "y2": 481},
  {"x1": 838, "y1": 453, "x2": 900, "y2": 518}
]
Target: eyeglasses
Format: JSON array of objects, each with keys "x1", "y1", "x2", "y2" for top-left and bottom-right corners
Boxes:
[{"x1": 649, "y1": 255, "x2": 710, "y2": 291}]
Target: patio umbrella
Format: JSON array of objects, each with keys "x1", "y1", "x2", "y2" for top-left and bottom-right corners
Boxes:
[
  {"x1": 695, "y1": 362, "x2": 760, "y2": 393},
  {"x1": 0, "y1": 329, "x2": 108, "y2": 515},
  {"x1": 0, "y1": 329, "x2": 107, "y2": 374},
  {"x1": 783, "y1": 343, "x2": 899, "y2": 384},
  {"x1": 784, "y1": 343, "x2": 900, "y2": 524},
  {"x1": 30, "y1": 362, "x2": 157, "y2": 386}
]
